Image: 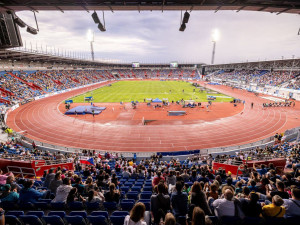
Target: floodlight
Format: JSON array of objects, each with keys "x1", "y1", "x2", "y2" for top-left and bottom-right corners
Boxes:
[
  {"x1": 27, "y1": 26, "x2": 38, "y2": 35},
  {"x1": 14, "y1": 17, "x2": 26, "y2": 28},
  {"x1": 87, "y1": 29, "x2": 94, "y2": 42},
  {"x1": 179, "y1": 23, "x2": 186, "y2": 32},
  {"x1": 91, "y1": 11, "x2": 100, "y2": 24},
  {"x1": 98, "y1": 23, "x2": 106, "y2": 32},
  {"x1": 182, "y1": 12, "x2": 190, "y2": 24},
  {"x1": 212, "y1": 29, "x2": 220, "y2": 42}
]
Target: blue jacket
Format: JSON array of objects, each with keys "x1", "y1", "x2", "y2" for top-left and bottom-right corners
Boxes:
[
  {"x1": 171, "y1": 191, "x2": 188, "y2": 217},
  {"x1": 19, "y1": 188, "x2": 44, "y2": 203}
]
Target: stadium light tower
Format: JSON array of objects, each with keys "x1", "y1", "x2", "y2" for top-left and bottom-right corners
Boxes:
[
  {"x1": 87, "y1": 29, "x2": 95, "y2": 61},
  {"x1": 211, "y1": 29, "x2": 220, "y2": 65}
]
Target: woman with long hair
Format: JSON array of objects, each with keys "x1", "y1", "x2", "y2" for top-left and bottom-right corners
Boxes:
[
  {"x1": 189, "y1": 182, "x2": 212, "y2": 216},
  {"x1": 123, "y1": 202, "x2": 146, "y2": 225},
  {"x1": 191, "y1": 207, "x2": 212, "y2": 225},
  {"x1": 104, "y1": 183, "x2": 120, "y2": 202}
]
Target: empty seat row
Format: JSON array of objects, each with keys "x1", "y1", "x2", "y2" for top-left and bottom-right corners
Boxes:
[{"x1": 5, "y1": 210, "x2": 129, "y2": 225}]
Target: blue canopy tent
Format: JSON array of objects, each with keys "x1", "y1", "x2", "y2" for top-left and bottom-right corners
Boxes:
[{"x1": 152, "y1": 98, "x2": 162, "y2": 103}]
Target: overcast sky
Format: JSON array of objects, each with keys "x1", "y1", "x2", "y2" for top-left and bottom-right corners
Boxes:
[{"x1": 16, "y1": 10, "x2": 300, "y2": 65}]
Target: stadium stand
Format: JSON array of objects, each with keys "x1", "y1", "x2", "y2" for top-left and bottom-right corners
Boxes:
[
  {"x1": 210, "y1": 70, "x2": 300, "y2": 89},
  {"x1": 0, "y1": 69, "x2": 199, "y2": 106},
  {"x1": 0, "y1": 137, "x2": 300, "y2": 225}
]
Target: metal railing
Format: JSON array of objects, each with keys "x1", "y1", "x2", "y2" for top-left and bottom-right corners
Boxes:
[{"x1": 7, "y1": 166, "x2": 36, "y2": 179}]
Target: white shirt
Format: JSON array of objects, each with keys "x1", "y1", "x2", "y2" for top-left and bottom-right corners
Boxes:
[
  {"x1": 212, "y1": 198, "x2": 235, "y2": 217},
  {"x1": 123, "y1": 215, "x2": 146, "y2": 225},
  {"x1": 52, "y1": 185, "x2": 73, "y2": 203}
]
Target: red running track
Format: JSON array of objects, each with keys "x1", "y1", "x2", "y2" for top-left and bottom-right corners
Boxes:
[{"x1": 6, "y1": 81, "x2": 300, "y2": 152}]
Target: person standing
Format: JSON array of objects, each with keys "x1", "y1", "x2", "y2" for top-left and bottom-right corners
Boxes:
[
  {"x1": 251, "y1": 102, "x2": 254, "y2": 109},
  {"x1": 171, "y1": 182, "x2": 188, "y2": 218},
  {"x1": 92, "y1": 109, "x2": 95, "y2": 118}
]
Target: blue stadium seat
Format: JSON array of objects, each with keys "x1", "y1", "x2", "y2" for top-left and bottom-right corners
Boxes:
[
  {"x1": 128, "y1": 179, "x2": 136, "y2": 182},
  {"x1": 138, "y1": 199, "x2": 150, "y2": 210},
  {"x1": 207, "y1": 216, "x2": 219, "y2": 225},
  {"x1": 69, "y1": 211, "x2": 87, "y2": 219},
  {"x1": 220, "y1": 216, "x2": 241, "y2": 225},
  {"x1": 110, "y1": 215, "x2": 126, "y2": 225},
  {"x1": 120, "y1": 186, "x2": 130, "y2": 193},
  {"x1": 38, "y1": 199, "x2": 52, "y2": 204},
  {"x1": 178, "y1": 216, "x2": 186, "y2": 225},
  {"x1": 6, "y1": 211, "x2": 25, "y2": 217},
  {"x1": 140, "y1": 191, "x2": 152, "y2": 199},
  {"x1": 90, "y1": 211, "x2": 109, "y2": 219},
  {"x1": 264, "y1": 217, "x2": 286, "y2": 225},
  {"x1": 68, "y1": 201, "x2": 84, "y2": 210},
  {"x1": 111, "y1": 211, "x2": 130, "y2": 217},
  {"x1": 19, "y1": 215, "x2": 44, "y2": 225},
  {"x1": 34, "y1": 202, "x2": 48, "y2": 210},
  {"x1": 143, "y1": 186, "x2": 152, "y2": 192},
  {"x1": 65, "y1": 215, "x2": 87, "y2": 225},
  {"x1": 0, "y1": 201, "x2": 17, "y2": 210},
  {"x1": 286, "y1": 216, "x2": 300, "y2": 225},
  {"x1": 127, "y1": 191, "x2": 139, "y2": 200},
  {"x1": 137, "y1": 179, "x2": 145, "y2": 182},
  {"x1": 121, "y1": 201, "x2": 135, "y2": 211},
  {"x1": 87, "y1": 215, "x2": 108, "y2": 225},
  {"x1": 135, "y1": 182, "x2": 144, "y2": 186},
  {"x1": 131, "y1": 186, "x2": 142, "y2": 192},
  {"x1": 124, "y1": 182, "x2": 134, "y2": 187},
  {"x1": 27, "y1": 211, "x2": 45, "y2": 217},
  {"x1": 86, "y1": 201, "x2": 100, "y2": 210},
  {"x1": 5, "y1": 215, "x2": 22, "y2": 225},
  {"x1": 48, "y1": 211, "x2": 66, "y2": 218},
  {"x1": 42, "y1": 215, "x2": 65, "y2": 225},
  {"x1": 103, "y1": 201, "x2": 117, "y2": 210},
  {"x1": 51, "y1": 202, "x2": 66, "y2": 210},
  {"x1": 19, "y1": 202, "x2": 35, "y2": 210}
]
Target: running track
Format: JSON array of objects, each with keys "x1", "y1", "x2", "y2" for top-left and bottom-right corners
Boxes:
[{"x1": 6, "y1": 81, "x2": 300, "y2": 152}]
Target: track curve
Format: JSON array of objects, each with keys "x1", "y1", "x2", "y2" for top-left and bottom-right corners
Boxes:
[{"x1": 6, "y1": 81, "x2": 300, "y2": 152}]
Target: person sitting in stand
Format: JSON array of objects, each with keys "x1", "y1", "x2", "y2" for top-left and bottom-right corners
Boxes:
[{"x1": 262, "y1": 195, "x2": 285, "y2": 218}]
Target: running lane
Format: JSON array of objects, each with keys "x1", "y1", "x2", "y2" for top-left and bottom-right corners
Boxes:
[{"x1": 6, "y1": 81, "x2": 300, "y2": 152}]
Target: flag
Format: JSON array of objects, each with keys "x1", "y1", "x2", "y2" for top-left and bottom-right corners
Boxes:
[{"x1": 80, "y1": 157, "x2": 94, "y2": 165}]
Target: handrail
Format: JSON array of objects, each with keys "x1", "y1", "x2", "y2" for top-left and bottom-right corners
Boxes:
[{"x1": 7, "y1": 166, "x2": 36, "y2": 179}]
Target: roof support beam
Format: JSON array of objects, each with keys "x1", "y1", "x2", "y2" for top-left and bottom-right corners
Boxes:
[{"x1": 276, "y1": 8, "x2": 290, "y2": 15}]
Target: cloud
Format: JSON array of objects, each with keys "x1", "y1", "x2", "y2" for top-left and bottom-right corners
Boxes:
[{"x1": 16, "y1": 10, "x2": 300, "y2": 64}]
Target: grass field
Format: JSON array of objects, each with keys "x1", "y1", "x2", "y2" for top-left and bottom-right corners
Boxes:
[{"x1": 70, "y1": 81, "x2": 233, "y2": 103}]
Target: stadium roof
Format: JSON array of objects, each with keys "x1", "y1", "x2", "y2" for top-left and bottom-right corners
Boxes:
[
  {"x1": 0, "y1": 49, "x2": 204, "y2": 67},
  {"x1": 0, "y1": 0, "x2": 299, "y2": 14}
]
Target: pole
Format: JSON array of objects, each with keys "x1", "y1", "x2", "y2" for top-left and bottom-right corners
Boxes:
[
  {"x1": 211, "y1": 41, "x2": 216, "y2": 65},
  {"x1": 90, "y1": 41, "x2": 95, "y2": 61}
]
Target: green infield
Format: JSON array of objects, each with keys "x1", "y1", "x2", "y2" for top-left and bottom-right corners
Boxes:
[{"x1": 69, "y1": 80, "x2": 233, "y2": 103}]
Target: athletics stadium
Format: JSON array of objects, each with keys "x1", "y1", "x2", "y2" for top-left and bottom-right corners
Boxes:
[{"x1": 0, "y1": 1, "x2": 300, "y2": 225}]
